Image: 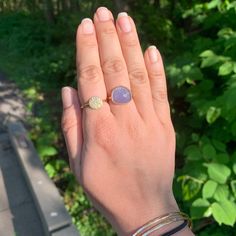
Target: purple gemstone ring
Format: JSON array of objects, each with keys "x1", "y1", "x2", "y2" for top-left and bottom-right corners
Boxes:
[{"x1": 109, "y1": 86, "x2": 132, "y2": 104}]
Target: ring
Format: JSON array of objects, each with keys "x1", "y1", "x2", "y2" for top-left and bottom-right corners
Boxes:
[
  {"x1": 81, "y1": 86, "x2": 132, "y2": 110},
  {"x1": 109, "y1": 86, "x2": 132, "y2": 104},
  {"x1": 81, "y1": 96, "x2": 106, "y2": 110}
]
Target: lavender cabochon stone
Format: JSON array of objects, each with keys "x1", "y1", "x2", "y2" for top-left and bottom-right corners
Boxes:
[{"x1": 111, "y1": 86, "x2": 132, "y2": 104}]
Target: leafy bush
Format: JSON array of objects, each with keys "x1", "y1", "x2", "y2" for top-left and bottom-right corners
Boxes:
[{"x1": 167, "y1": 1, "x2": 236, "y2": 234}]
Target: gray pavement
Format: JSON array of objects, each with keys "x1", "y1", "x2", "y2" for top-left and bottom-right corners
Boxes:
[
  {"x1": 0, "y1": 73, "x2": 79, "y2": 236},
  {"x1": 0, "y1": 71, "x2": 28, "y2": 125},
  {"x1": 0, "y1": 72, "x2": 44, "y2": 235}
]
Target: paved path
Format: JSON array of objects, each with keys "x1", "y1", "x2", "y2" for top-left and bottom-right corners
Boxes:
[
  {"x1": 0, "y1": 71, "x2": 28, "y2": 125},
  {"x1": 0, "y1": 132, "x2": 45, "y2": 235},
  {"x1": 0, "y1": 72, "x2": 44, "y2": 235},
  {"x1": 0, "y1": 73, "x2": 79, "y2": 236}
]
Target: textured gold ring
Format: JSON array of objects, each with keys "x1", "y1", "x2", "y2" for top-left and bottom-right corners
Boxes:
[{"x1": 80, "y1": 96, "x2": 107, "y2": 110}]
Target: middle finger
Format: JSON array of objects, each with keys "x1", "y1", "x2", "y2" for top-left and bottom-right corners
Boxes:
[{"x1": 94, "y1": 7, "x2": 136, "y2": 115}]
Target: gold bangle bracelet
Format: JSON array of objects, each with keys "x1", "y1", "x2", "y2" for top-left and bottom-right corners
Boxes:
[{"x1": 132, "y1": 212, "x2": 192, "y2": 236}]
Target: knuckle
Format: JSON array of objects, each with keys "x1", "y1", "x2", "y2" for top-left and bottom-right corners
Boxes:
[
  {"x1": 125, "y1": 38, "x2": 138, "y2": 47},
  {"x1": 129, "y1": 68, "x2": 147, "y2": 85},
  {"x1": 102, "y1": 26, "x2": 116, "y2": 35},
  {"x1": 61, "y1": 113, "x2": 78, "y2": 134},
  {"x1": 79, "y1": 65, "x2": 101, "y2": 83},
  {"x1": 102, "y1": 58, "x2": 124, "y2": 74},
  {"x1": 152, "y1": 90, "x2": 168, "y2": 103},
  {"x1": 149, "y1": 70, "x2": 163, "y2": 80},
  {"x1": 80, "y1": 38, "x2": 97, "y2": 48}
]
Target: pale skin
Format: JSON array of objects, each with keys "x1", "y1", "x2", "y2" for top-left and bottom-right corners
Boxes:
[{"x1": 61, "y1": 7, "x2": 194, "y2": 236}]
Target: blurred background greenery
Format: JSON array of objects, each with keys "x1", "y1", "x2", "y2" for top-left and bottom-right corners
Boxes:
[{"x1": 0, "y1": 0, "x2": 236, "y2": 235}]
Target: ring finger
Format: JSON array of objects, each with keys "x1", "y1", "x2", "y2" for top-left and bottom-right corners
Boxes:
[{"x1": 76, "y1": 18, "x2": 109, "y2": 115}]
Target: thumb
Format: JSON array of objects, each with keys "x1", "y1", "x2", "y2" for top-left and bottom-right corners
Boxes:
[{"x1": 61, "y1": 86, "x2": 83, "y2": 179}]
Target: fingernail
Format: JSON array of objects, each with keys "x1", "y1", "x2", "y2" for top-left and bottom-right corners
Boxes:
[
  {"x1": 117, "y1": 12, "x2": 131, "y2": 33},
  {"x1": 148, "y1": 46, "x2": 158, "y2": 63},
  {"x1": 62, "y1": 87, "x2": 73, "y2": 108},
  {"x1": 118, "y1": 12, "x2": 128, "y2": 18},
  {"x1": 81, "y1": 18, "x2": 94, "y2": 34},
  {"x1": 97, "y1": 7, "x2": 110, "y2": 22}
]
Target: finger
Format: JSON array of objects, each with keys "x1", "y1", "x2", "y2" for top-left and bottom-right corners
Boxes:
[
  {"x1": 93, "y1": 7, "x2": 136, "y2": 115},
  {"x1": 61, "y1": 87, "x2": 83, "y2": 181},
  {"x1": 144, "y1": 46, "x2": 171, "y2": 124},
  {"x1": 76, "y1": 18, "x2": 110, "y2": 115},
  {"x1": 116, "y1": 13, "x2": 155, "y2": 119}
]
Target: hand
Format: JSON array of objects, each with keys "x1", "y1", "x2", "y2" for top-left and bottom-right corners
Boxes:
[{"x1": 62, "y1": 7, "x2": 179, "y2": 235}]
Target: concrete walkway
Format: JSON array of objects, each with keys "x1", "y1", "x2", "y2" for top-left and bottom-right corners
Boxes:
[
  {"x1": 0, "y1": 72, "x2": 79, "y2": 236},
  {"x1": 0, "y1": 72, "x2": 44, "y2": 235},
  {"x1": 0, "y1": 131, "x2": 45, "y2": 235},
  {"x1": 0, "y1": 71, "x2": 28, "y2": 125}
]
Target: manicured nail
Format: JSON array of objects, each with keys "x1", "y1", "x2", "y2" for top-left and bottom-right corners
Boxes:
[
  {"x1": 148, "y1": 46, "x2": 158, "y2": 63},
  {"x1": 118, "y1": 12, "x2": 128, "y2": 18},
  {"x1": 81, "y1": 18, "x2": 94, "y2": 34},
  {"x1": 62, "y1": 87, "x2": 73, "y2": 108},
  {"x1": 117, "y1": 12, "x2": 131, "y2": 33},
  {"x1": 97, "y1": 7, "x2": 110, "y2": 22}
]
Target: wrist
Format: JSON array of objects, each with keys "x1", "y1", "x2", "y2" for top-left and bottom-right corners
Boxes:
[
  {"x1": 147, "y1": 221, "x2": 194, "y2": 236},
  {"x1": 111, "y1": 194, "x2": 179, "y2": 236}
]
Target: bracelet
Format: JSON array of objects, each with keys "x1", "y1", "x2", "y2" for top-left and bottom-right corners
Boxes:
[
  {"x1": 139, "y1": 215, "x2": 186, "y2": 236},
  {"x1": 161, "y1": 220, "x2": 188, "y2": 236},
  {"x1": 132, "y1": 212, "x2": 192, "y2": 236}
]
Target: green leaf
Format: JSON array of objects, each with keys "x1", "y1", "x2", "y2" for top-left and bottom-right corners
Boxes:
[
  {"x1": 234, "y1": 63, "x2": 236, "y2": 73},
  {"x1": 178, "y1": 176, "x2": 203, "y2": 200},
  {"x1": 214, "y1": 153, "x2": 229, "y2": 164},
  {"x1": 55, "y1": 160, "x2": 67, "y2": 170},
  {"x1": 218, "y1": 28, "x2": 235, "y2": 38},
  {"x1": 204, "y1": 207, "x2": 213, "y2": 217},
  {"x1": 45, "y1": 163, "x2": 57, "y2": 178},
  {"x1": 230, "y1": 180, "x2": 236, "y2": 198},
  {"x1": 213, "y1": 185, "x2": 229, "y2": 201},
  {"x1": 233, "y1": 164, "x2": 236, "y2": 175},
  {"x1": 206, "y1": 106, "x2": 221, "y2": 124},
  {"x1": 191, "y1": 133, "x2": 200, "y2": 142},
  {"x1": 219, "y1": 61, "x2": 234, "y2": 76},
  {"x1": 38, "y1": 146, "x2": 58, "y2": 157},
  {"x1": 206, "y1": 163, "x2": 231, "y2": 184},
  {"x1": 211, "y1": 200, "x2": 236, "y2": 226},
  {"x1": 206, "y1": 0, "x2": 220, "y2": 9},
  {"x1": 202, "y1": 144, "x2": 216, "y2": 160},
  {"x1": 199, "y1": 50, "x2": 215, "y2": 57},
  {"x1": 190, "y1": 198, "x2": 210, "y2": 219},
  {"x1": 231, "y1": 122, "x2": 236, "y2": 137},
  {"x1": 202, "y1": 180, "x2": 218, "y2": 199},
  {"x1": 184, "y1": 145, "x2": 202, "y2": 160},
  {"x1": 212, "y1": 139, "x2": 226, "y2": 152},
  {"x1": 201, "y1": 56, "x2": 220, "y2": 68}
]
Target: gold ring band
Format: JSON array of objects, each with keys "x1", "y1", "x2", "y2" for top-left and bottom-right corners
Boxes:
[{"x1": 81, "y1": 96, "x2": 107, "y2": 110}]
